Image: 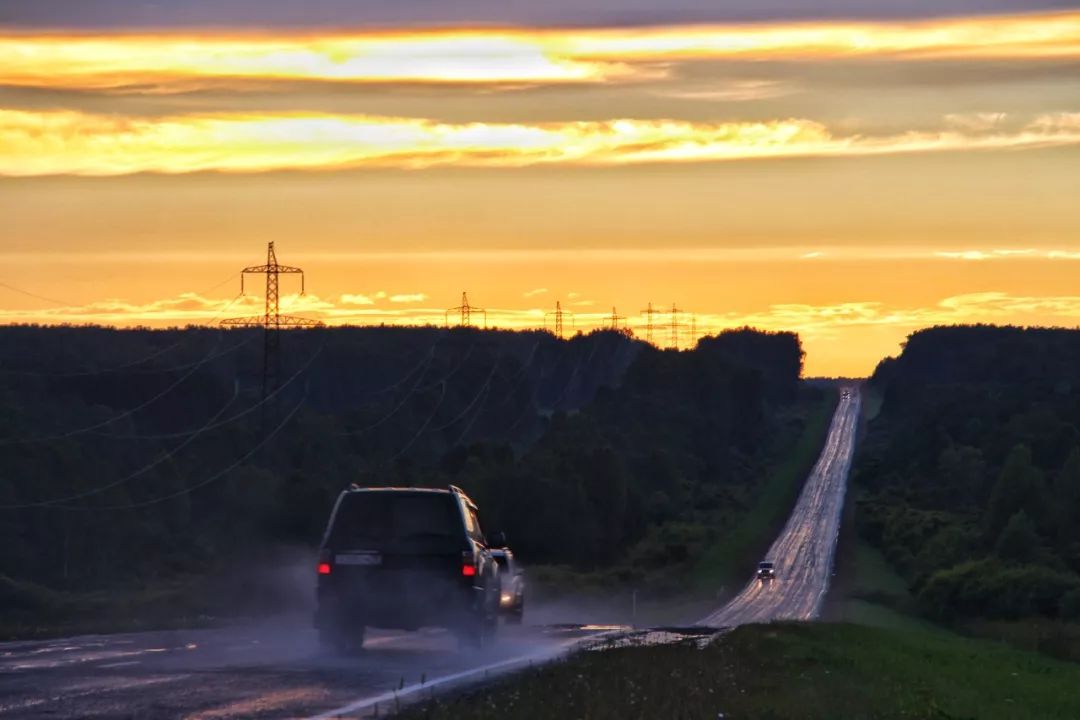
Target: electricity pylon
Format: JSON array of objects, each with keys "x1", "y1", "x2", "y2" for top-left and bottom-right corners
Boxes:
[
  {"x1": 221, "y1": 241, "x2": 322, "y2": 399},
  {"x1": 640, "y1": 302, "x2": 662, "y2": 345},
  {"x1": 607, "y1": 306, "x2": 626, "y2": 332},
  {"x1": 446, "y1": 292, "x2": 487, "y2": 328},
  {"x1": 545, "y1": 301, "x2": 573, "y2": 338}
]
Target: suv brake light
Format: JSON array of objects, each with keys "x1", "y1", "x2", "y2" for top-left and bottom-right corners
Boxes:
[
  {"x1": 462, "y1": 552, "x2": 477, "y2": 577},
  {"x1": 317, "y1": 550, "x2": 332, "y2": 575}
]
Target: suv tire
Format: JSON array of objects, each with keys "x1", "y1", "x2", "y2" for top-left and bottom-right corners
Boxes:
[{"x1": 320, "y1": 625, "x2": 365, "y2": 655}]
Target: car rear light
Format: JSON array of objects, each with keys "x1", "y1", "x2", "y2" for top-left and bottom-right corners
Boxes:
[
  {"x1": 317, "y1": 550, "x2": 332, "y2": 575},
  {"x1": 462, "y1": 552, "x2": 477, "y2": 577}
]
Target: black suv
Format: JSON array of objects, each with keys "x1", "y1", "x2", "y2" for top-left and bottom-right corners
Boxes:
[{"x1": 314, "y1": 485, "x2": 502, "y2": 652}]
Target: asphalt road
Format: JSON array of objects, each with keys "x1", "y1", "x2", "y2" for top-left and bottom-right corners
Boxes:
[
  {"x1": 699, "y1": 387, "x2": 861, "y2": 627},
  {"x1": 0, "y1": 617, "x2": 607, "y2": 719}
]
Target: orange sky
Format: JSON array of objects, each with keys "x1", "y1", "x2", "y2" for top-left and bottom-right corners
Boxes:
[{"x1": 2, "y1": 10, "x2": 1079, "y2": 376}]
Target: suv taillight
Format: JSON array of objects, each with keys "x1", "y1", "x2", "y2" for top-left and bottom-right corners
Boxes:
[
  {"x1": 317, "y1": 550, "x2": 331, "y2": 576},
  {"x1": 462, "y1": 552, "x2": 477, "y2": 577}
]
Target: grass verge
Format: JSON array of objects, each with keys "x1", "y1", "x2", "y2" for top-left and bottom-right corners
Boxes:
[
  {"x1": 400, "y1": 622, "x2": 1080, "y2": 720},
  {"x1": 693, "y1": 391, "x2": 838, "y2": 591}
]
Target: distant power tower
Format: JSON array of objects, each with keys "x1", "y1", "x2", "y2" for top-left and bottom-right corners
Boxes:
[
  {"x1": 446, "y1": 292, "x2": 487, "y2": 328},
  {"x1": 640, "y1": 302, "x2": 662, "y2": 345},
  {"x1": 545, "y1": 301, "x2": 573, "y2": 338},
  {"x1": 607, "y1": 306, "x2": 627, "y2": 332},
  {"x1": 222, "y1": 241, "x2": 323, "y2": 399},
  {"x1": 689, "y1": 314, "x2": 698, "y2": 347},
  {"x1": 669, "y1": 303, "x2": 688, "y2": 350}
]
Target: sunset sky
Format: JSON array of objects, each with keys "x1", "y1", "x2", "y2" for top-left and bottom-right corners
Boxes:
[{"x1": 1, "y1": 0, "x2": 1078, "y2": 376}]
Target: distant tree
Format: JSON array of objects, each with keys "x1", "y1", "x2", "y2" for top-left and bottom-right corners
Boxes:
[
  {"x1": 995, "y1": 510, "x2": 1040, "y2": 564},
  {"x1": 985, "y1": 445, "x2": 1046, "y2": 541},
  {"x1": 1053, "y1": 447, "x2": 1080, "y2": 547},
  {"x1": 937, "y1": 444, "x2": 985, "y2": 508}
]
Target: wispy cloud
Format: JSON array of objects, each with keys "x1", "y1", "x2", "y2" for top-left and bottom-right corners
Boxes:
[
  {"x1": 934, "y1": 248, "x2": 1071, "y2": 261},
  {"x1": 655, "y1": 80, "x2": 794, "y2": 102},
  {"x1": 4, "y1": 109, "x2": 1079, "y2": 176},
  {"x1": 389, "y1": 293, "x2": 428, "y2": 303},
  {"x1": 340, "y1": 293, "x2": 375, "y2": 305},
  {"x1": 2, "y1": 12, "x2": 1077, "y2": 91},
  {"x1": 522, "y1": 287, "x2": 548, "y2": 298}
]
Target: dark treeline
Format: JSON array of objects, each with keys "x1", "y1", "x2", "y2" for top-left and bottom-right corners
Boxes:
[
  {"x1": 0, "y1": 324, "x2": 807, "y2": 625},
  {"x1": 857, "y1": 325, "x2": 1080, "y2": 623}
]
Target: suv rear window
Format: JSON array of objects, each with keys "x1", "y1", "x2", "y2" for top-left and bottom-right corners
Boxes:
[{"x1": 328, "y1": 492, "x2": 463, "y2": 548}]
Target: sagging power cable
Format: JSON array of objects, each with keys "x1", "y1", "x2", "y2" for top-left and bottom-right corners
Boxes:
[{"x1": 0, "y1": 331, "x2": 255, "y2": 446}]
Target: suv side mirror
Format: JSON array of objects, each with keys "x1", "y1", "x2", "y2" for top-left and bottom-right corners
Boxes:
[{"x1": 490, "y1": 531, "x2": 508, "y2": 548}]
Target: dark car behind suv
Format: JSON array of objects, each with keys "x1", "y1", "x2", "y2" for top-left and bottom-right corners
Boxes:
[{"x1": 314, "y1": 485, "x2": 502, "y2": 652}]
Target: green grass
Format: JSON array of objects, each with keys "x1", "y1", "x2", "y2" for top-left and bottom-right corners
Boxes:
[
  {"x1": 693, "y1": 392, "x2": 838, "y2": 591},
  {"x1": 402, "y1": 622, "x2": 1080, "y2": 720}
]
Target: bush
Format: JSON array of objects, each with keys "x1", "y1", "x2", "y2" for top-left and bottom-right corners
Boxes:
[{"x1": 918, "y1": 558, "x2": 1080, "y2": 620}]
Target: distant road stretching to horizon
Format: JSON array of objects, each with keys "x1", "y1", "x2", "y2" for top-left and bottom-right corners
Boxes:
[{"x1": 700, "y1": 387, "x2": 860, "y2": 627}]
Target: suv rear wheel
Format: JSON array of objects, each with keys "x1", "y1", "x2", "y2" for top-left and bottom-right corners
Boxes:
[
  {"x1": 320, "y1": 624, "x2": 366, "y2": 655},
  {"x1": 457, "y1": 609, "x2": 497, "y2": 650}
]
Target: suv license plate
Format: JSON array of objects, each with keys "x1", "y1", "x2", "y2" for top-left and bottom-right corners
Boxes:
[{"x1": 336, "y1": 553, "x2": 382, "y2": 566}]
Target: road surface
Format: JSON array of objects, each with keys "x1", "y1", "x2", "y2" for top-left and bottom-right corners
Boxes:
[
  {"x1": 0, "y1": 617, "x2": 609, "y2": 719},
  {"x1": 699, "y1": 387, "x2": 860, "y2": 627}
]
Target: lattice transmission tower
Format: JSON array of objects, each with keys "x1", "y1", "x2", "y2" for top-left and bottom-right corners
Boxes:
[
  {"x1": 221, "y1": 242, "x2": 323, "y2": 399},
  {"x1": 640, "y1": 302, "x2": 662, "y2": 345},
  {"x1": 669, "y1": 303, "x2": 688, "y2": 350},
  {"x1": 545, "y1": 301, "x2": 573, "y2": 338},
  {"x1": 607, "y1": 306, "x2": 627, "y2": 333},
  {"x1": 446, "y1": 292, "x2": 487, "y2": 328}
]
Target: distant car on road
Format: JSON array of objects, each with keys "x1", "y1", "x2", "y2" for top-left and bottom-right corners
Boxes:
[
  {"x1": 491, "y1": 547, "x2": 525, "y2": 623},
  {"x1": 841, "y1": 389, "x2": 850, "y2": 399},
  {"x1": 756, "y1": 561, "x2": 776, "y2": 582},
  {"x1": 314, "y1": 484, "x2": 503, "y2": 653}
]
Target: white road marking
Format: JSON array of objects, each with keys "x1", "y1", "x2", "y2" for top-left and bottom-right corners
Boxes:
[
  {"x1": 306, "y1": 634, "x2": 609, "y2": 720},
  {"x1": 97, "y1": 661, "x2": 141, "y2": 668}
]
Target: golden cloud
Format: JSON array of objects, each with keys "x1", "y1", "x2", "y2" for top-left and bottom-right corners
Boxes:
[
  {"x1": 1, "y1": 12, "x2": 1077, "y2": 90},
  {"x1": 3, "y1": 109, "x2": 1080, "y2": 176}
]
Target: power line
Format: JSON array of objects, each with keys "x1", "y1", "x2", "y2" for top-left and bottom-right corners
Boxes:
[
  {"x1": 0, "y1": 333, "x2": 255, "y2": 446},
  {"x1": 383, "y1": 381, "x2": 449, "y2": 465},
  {"x1": 0, "y1": 287, "x2": 244, "y2": 378},
  {"x1": 2, "y1": 384, "x2": 240, "y2": 509},
  {"x1": 2, "y1": 341, "x2": 325, "y2": 509},
  {"x1": 431, "y1": 355, "x2": 502, "y2": 433},
  {"x1": 332, "y1": 343, "x2": 474, "y2": 437},
  {"x1": 0, "y1": 280, "x2": 76, "y2": 308},
  {"x1": 48, "y1": 390, "x2": 309, "y2": 511},
  {"x1": 89, "y1": 338, "x2": 325, "y2": 441}
]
